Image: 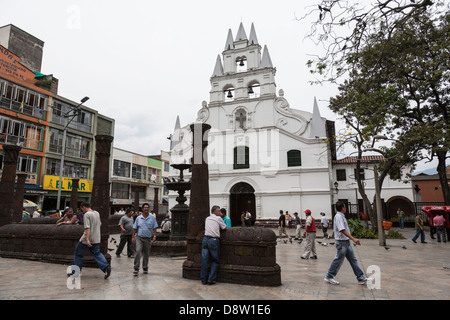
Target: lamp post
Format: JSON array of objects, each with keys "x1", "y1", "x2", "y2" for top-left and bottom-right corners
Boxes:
[{"x1": 56, "y1": 96, "x2": 89, "y2": 211}]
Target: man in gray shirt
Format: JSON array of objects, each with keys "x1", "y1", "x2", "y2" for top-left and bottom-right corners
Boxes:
[
  {"x1": 116, "y1": 208, "x2": 135, "y2": 258},
  {"x1": 324, "y1": 201, "x2": 370, "y2": 285},
  {"x1": 71, "y1": 202, "x2": 111, "y2": 279}
]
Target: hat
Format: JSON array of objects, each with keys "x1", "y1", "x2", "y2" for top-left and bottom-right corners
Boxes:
[{"x1": 304, "y1": 209, "x2": 311, "y2": 215}]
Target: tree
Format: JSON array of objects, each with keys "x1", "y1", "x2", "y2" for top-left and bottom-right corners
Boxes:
[{"x1": 306, "y1": 1, "x2": 450, "y2": 204}]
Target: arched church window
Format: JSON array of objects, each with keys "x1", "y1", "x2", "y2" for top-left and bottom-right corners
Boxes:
[
  {"x1": 248, "y1": 83, "x2": 260, "y2": 99},
  {"x1": 287, "y1": 150, "x2": 302, "y2": 167},
  {"x1": 224, "y1": 86, "x2": 235, "y2": 102},
  {"x1": 234, "y1": 146, "x2": 249, "y2": 169},
  {"x1": 236, "y1": 56, "x2": 247, "y2": 73}
]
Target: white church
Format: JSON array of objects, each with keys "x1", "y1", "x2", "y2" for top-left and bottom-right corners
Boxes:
[{"x1": 169, "y1": 23, "x2": 338, "y2": 226}]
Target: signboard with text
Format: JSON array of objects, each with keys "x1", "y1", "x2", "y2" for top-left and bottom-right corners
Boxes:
[
  {"x1": 0, "y1": 45, "x2": 36, "y2": 82},
  {"x1": 43, "y1": 175, "x2": 93, "y2": 193}
]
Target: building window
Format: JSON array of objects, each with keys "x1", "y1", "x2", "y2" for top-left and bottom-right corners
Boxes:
[
  {"x1": 234, "y1": 146, "x2": 249, "y2": 169},
  {"x1": 113, "y1": 160, "x2": 131, "y2": 178},
  {"x1": 336, "y1": 169, "x2": 346, "y2": 181},
  {"x1": 132, "y1": 164, "x2": 147, "y2": 180},
  {"x1": 112, "y1": 183, "x2": 130, "y2": 199},
  {"x1": 287, "y1": 150, "x2": 302, "y2": 167},
  {"x1": 354, "y1": 168, "x2": 365, "y2": 180},
  {"x1": 149, "y1": 168, "x2": 160, "y2": 183},
  {"x1": 17, "y1": 155, "x2": 38, "y2": 173},
  {"x1": 131, "y1": 186, "x2": 146, "y2": 200}
]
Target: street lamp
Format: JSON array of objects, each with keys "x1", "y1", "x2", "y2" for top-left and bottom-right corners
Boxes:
[{"x1": 56, "y1": 96, "x2": 89, "y2": 211}]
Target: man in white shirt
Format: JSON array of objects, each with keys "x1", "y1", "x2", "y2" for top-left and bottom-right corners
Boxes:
[
  {"x1": 200, "y1": 205, "x2": 227, "y2": 285},
  {"x1": 324, "y1": 201, "x2": 371, "y2": 285}
]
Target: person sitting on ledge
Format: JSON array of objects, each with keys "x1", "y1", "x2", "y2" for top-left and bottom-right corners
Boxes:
[{"x1": 56, "y1": 207, "x2": 78, "y2": 226}]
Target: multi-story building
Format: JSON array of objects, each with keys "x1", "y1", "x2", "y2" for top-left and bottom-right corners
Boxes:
[
  {"x1": 110, "y1": 147, "x2": 168, "y2": 214},
  {"x1": 0, "y1": 24, "x2": 114, "y2": 212}
]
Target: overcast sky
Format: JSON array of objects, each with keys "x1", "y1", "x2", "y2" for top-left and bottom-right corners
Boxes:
[{"x1": 1, "y1": 0, "x2": 444, "y2": 172}]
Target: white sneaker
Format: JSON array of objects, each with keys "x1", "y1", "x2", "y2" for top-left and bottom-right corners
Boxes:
[
  {"x1": 324, "y1": 278, "x2": 340, "y2": 285},
  {"x1": 358, "y1": 277, "x2": 373, "y2": 285}
]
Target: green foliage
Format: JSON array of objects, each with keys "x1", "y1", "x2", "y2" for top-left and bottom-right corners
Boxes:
[
  {"x1": 385, "y1": 229, "x2": 406, "y2": 239},
  {"x1": 348, "y1": 218, "x2": 378, "y2": 238}
]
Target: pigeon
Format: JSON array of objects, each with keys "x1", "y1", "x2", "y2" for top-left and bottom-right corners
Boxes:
[
  {"x1": 384, "y1": 246, "x2": 390, "y2": 250},
  {"x1": 317, "y1": 241, "x2": 322, "y2": 244},
  {"x1": 443, "y1": 266, "x2": 450, "y2": 270},
  {"x1": 402, "y1": 245, "x2": 407, "y2": 250},
  {"x1": 321, "y1": 242, "x2": 328, "y2": 246},
  {"x1": 110, "y1": 237, "x2": 116, "y2": 243},
  {"x1": 297, "y1": 239, "x2": 303, "y2": 244}
]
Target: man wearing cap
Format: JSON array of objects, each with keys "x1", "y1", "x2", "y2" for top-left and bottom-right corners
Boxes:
[{"x1": 301, "y1": 209, "x2": 317, "y2": 259}]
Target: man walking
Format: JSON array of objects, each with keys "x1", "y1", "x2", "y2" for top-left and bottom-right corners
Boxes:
[
  {"x1": 200, "y1": 205, "x2": 227, "y2": 285},
  {"x1": 132, "y1": 203, "x2": 158, "y2": 276},
  {"x1": 116, "y1": 208, "x2": 134, "y2": 257},
  {"x1": 324, "y1": 201, "x2": 371, "y2": 285},
  {"x1": 412, "y1": 213, "x2": 426, "y2": 244},
  {"x1": 301, "y1": 209, "x2": 317, "y2": 259},
  {"x1": 71, "y1": 202, "x2": 111, "y2": 279}
]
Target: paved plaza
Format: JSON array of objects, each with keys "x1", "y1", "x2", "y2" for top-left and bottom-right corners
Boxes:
[{"x1": 0, "y1": 227, "x2": 449, "y2": 301}]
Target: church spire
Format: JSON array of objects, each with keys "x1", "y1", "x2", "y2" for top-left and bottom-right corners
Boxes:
[
  {"x1": 248, "y1": 23, "x2": 259, "y2": 45},
  {"x1": 170, "y1": 115, "x2": 181, "y2": 150},
  {"x1": 224, "y1": 29, "x2": 234, "y2": 51},
  {"x1": 212, "y1": 55, "x2": 223, "y2": 77},
  {"x1": 309, "y1": 97, "x2": 326, "y2": 138},
  {"x1": 235, "y1": 22, "x2": 247, "y2": 41},
  {"x1": 260, "y1": 45, "x2": 273, "y2": 68}
]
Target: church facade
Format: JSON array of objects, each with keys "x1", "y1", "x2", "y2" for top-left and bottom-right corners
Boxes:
[{"x1": 170, "y1": 23, "x2": 337, "y2": 226}]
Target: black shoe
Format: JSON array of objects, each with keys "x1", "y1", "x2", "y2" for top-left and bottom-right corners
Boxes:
[
  {"x1": 412, "y1": 239, "x2": 417, "y2": 243},
  {"x1": 421, "y1": 241, "x2": 427, "y2": 244},
  {"x1": 310, "y1": 256, "x2": 318, "y2": 259},
  {"x1": 301, "y1": 256, "x2": 308, "y2": 260},
  {"x1": 207, "y1": 280, "x2": 216, "y2": 285},
  {"x1": 104, "y1": 266, "x2": 111, "y2": 279}
]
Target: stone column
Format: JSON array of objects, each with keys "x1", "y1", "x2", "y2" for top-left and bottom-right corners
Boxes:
[
  {"x1": 186, "y1": 123, "x2": 211, "y2": 240},
  {"x1": 12, "y1": 173, "x2": 28, "y2": 223},
  {"x1": 183, "y1": 123, "x2": 211, "y2": 280},
  {"x1": 134, "y1": 187, "x2": 140, "y2": 213},
  {"x1": 70, "y1": 178, "x2": 79, "y2": 211},
  {"x1": 153, "y1": 187, "x2": 159, "y2": 215},
  {"x1": 90, "y1": 135, "x2": 114, "y2": 256},
  {"x1": 0, "y1": 145, "x2": 21, "y2": 227}
]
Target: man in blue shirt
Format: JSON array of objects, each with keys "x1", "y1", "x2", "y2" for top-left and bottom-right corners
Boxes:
[
  {"x1": 132, "y1": 203, "x2": 158, "y2": 276},
  {"x1": 324, "y1": 201, "x2": 371, "y2": 285},
  {"x1": 220, "y1": 208, "x2": 232, "y2": 228}
]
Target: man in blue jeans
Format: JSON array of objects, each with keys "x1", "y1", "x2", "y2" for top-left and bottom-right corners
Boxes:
[
  {"x1": 324, "y1": 201, "x2": 371, "y2": 285},
  {"x1": 200, "y1": 205, "x2": 227, "y2": 285},
  {"x1": 71, "y1": 202, "x2": 111, "y2": 279}
]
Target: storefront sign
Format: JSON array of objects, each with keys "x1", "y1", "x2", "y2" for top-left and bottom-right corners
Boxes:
[
  {"x1": 43, "y1": 175, "x2": 93, "y2": 193},
  {"x1": 0, "y1": 45, "x2": 36, "y2": 82},
  {"x1": 0, "y1": 171, "x2": 38, "y2": 185}
]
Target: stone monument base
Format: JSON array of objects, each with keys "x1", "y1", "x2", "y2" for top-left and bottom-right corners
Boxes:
[
  {"x1": 182, "y1": 227, "x2": 281, "y2": 287},
  {"x1": 0, "y1": 223, "x2": 111, "y2": 267}
]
